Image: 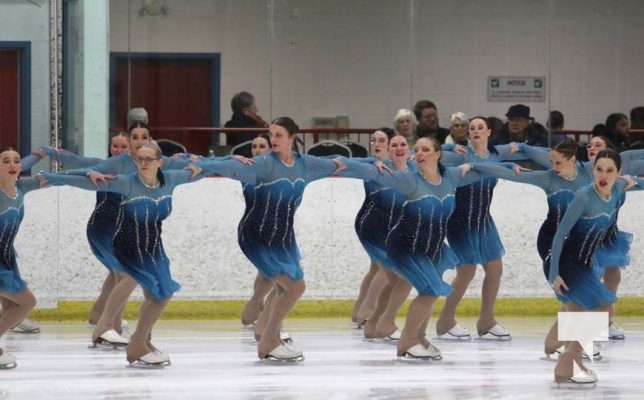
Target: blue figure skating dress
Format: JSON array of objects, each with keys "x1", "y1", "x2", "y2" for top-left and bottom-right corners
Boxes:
[
  {"x1": 0, "y1": 179, "x2": 42, "y2": 293},
  {"x1": 546, "y1": 179, "x2": 644, "y2": 310},
  {"x1": 444, "y1": 145, "x2": 530, "y2": 266},
  {"x1": 42, "y1": 148, "x2": 191, "y2": 274},
  {"x1": 354, "y1": 160, "x2": 416, "y2": 268},
  {"x1": 42, "y1": 170, "x2": 201, "y2": 301},
  {"x1": 198, "y1": 151, "x2": 340, "y2": 281},
  {"x1": 470, "y1": 161, "x2": 592, "y2": 262},
  {"x1": 341, "y1": 159, "x2": 484, "y2": 296}
]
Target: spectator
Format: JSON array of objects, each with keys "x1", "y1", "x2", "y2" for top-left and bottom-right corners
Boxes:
[
  {"x1": 629, "y1": 106, "x2": 644, "y2": 129},
  {"x1": 393, "y1": 108, "x2": 418, "y2": 146},
  {"x1": 412, "y1": 100, "x2": 450, "y2": 144},
  {"x1": 445, "y1": 112, "x2": 470, "y2": 146},
  {"x1": 547, "y1": 110, "x2": 566, "y2": 142},
  {"x1": 224, "y1": 91, "x2": 269, "y2": 146},
  {"x1": 629, "y1": 106, "x2": 644, "y2": 149},
  {"x1": 490, "y1": 104, "x2": 550, "y2": 169},
  {"x1": 605, "y1": 113, "x2": 631, "y2": 152}
]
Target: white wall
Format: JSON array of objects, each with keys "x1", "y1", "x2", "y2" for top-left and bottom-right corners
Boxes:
[
  {"x1": 16, "y1": 177, "x2": 643, "y2": 306},
  {"x1": 108, "y1": 0, "x2": 644, "y2": 130}
]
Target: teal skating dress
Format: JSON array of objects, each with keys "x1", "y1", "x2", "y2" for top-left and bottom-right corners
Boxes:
[
  {"x1": 42, "y1": 170, "x2": 202, "y2": 300},
  {"x1": 0, "y1": 178, "x2": 43, "y2": 293},
  {"x1": 340, "y1": 159, "x2": 483, "y2": 296},
  {"x1": 547, "y1": 178, "x2": 644, "y2": 309},
  {"x1": 197, "y1": 151, "x2": 340, "y2": 281}
]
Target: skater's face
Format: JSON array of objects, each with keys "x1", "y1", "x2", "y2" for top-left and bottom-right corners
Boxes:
[
  {"x1": 0, "y1": 149, "x2": 21, "y2": 182},
  {"x1": 135, "y1": 146, "x2": 162, "y2": 174},
  {"x1": 549, "y1": 150, "x2": 575, "y2": 176},
  {"x1": 469, "y1": 118, "x2": 491, "y2": 143},
  {"x1": 110, "y1": 135, "x2": 129, "y2": 156},
  {"x1": 413, "y1": 137, "x2": 441, "y2": 168},
  {"x1": 251, "y1": 136, "x2": 271, "y2": 157},
  {"x1": 593, "y1": 155, "x2": 620, "y2": 191},
  {"x1": 586, "y1": 137, "x2": 608, "y2": 161},
  {"x1": 370, "y1": 130, "x2": 389, "y2": 161},
  {"x1": 268, "y1": 124, "x2": 293, "y2": 155},
  {"x1": 388, "y1": 135, "x2": 410, "y2": 164},
  {"x1": 129, "y1": 127, "x2": 152, "y2": 156}
]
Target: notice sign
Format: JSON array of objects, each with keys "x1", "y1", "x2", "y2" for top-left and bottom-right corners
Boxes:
[{"x1": 487, "y1": 76, "x2": 545, "y2": 102}]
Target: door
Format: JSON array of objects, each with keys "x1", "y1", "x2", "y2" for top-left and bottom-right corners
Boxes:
[
  {"x1": 111, "y1": 53, "x2": 220, "y2": 155},
  {"x1": 0, "y1": 49, "x2": 20, "y2": 149}
]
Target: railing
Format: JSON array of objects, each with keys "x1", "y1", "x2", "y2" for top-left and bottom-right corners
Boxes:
[{"x1": 112, "y1": 126, "x2": 644, "y2": 156}]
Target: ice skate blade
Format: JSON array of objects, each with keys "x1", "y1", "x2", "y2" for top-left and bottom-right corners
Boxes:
[
  {"x1": 88, "y1": 340, "x2": 127, "y2": 351},
  {"x1": 542, "y1": 353, "x2": 602, "y2": 362},
  {"x1": 554, "y1": 380, "x2": 596, "y2": 389},
  {"x1": 437, "y1": 334, "x2": 471, "y2": 341},
  {"x1": 0, "y1": 362, "x2": 17, "y2": 369},
  {"x1": 127, "y1": 360, "x2": 165, "y2": 369},
  {"x1": 609, "y1": 335, "x2": 625, "y2": 340},
  {"x1": 261, "y1": 355, "x2": 305, "y2": 363},
  {"x1": 477, "y1": 334, "x2": 511, "y2": 341},
  {"x1": 397, "y1": 354, "x2": 443, "y2": 362}
]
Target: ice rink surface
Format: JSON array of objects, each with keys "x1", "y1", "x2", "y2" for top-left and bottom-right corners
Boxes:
[{"x1": 1, "y1": 317, "x2": 643, "y2": 400}]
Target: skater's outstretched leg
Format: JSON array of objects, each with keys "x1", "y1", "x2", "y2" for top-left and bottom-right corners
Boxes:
[
  {"x1": 257, "y1": 274, "x2": 304, "y2": 359},
  {"x1": 436, "y1": 264, "x2": 475, "y2": 335},
  {"x1": 88, "y1": 271, "x2": 117, "y2": 325}
]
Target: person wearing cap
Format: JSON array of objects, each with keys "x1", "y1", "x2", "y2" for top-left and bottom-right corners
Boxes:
[
  {"x1": 490, "y1": 104, "x2": 550, "y2": 169},
  {"x1": 490, "y1": 104, "x2": 549, "y2": 145}
]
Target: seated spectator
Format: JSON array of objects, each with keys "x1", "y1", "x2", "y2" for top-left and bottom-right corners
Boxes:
[
  {"x1": 412, "y1": 100, "x2": 449, "y2": 144},
  {"x1": 605, "y1": 113, "x2": 631, "y2": 151},
  {"x1": 445, "y1": 112, "x2": 469, "y2": 146},
  {"x1": 487, "y1": 116, "x2": 504, "y2": 136},
  {"x1": 224, "y1": 91, "x2": 269, "y2": 146},
  {"x1": 128, "y1": 107, "x2": 148, "y2": 126},
  {"x1": 393, "y1": 108, "x2": 418, "y2": 146},
  {"x1": 490, "y1": 104, "x2": 549, "y2": 146},
  {"x1": 547, "y1": 110, "x2": 566, "y2": 141},
  {"x1": 629, "y1": 106, "x2": 644, "y2": 149},
  {"x1": 490, "y1": 104, "x2": 550, "y2": 170}
]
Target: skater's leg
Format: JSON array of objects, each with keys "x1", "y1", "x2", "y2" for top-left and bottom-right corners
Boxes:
[
  {"x1": 0, "y1": 289, "x2": 37, "y2": 336},
  {"x1": 242, "y1": 273, "x2": 274, "y2": 326},
  {"x1": 397, "y1": 294, "x2": 437, "y2": 356},
  {"x1": 436, "y1": 264, "x2": 475, "y2": 335},
  {"x1": 93, "y1": 272, "x2": 136, "y2": 341},
  {"x1": 126, "y1": 290, "x2": 171, "y2": 363},
  {"x1": 363, "y1": 268, "x2": 395, "y2": 338},
  {"x1": 375, "y1": 272, "x2": 411, "y2": 337},
  {"x1": 88, "y1": 271, "x2": 117, "y2": 325},
  {"x1": 477, "y1": 259, "x2": 504, "y2": 335},
  {"x1": 351, "y1": 260, "x2": 381, "y2": 323},
  {"x1": 257, "y1": 274, "x2": 305, "y2": 359}
]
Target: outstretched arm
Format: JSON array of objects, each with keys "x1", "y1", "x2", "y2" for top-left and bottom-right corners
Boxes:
[
  {"x1": 511, "y1": 143, "x2": 551, "y2": 168},
  {"x1": 40, "y1": 147, "x2": 104, "y2": 169},
  {"x1": 469, "y1": 162, "x2": 551, "y2": 189},
  {"x1": 39, "y1": 172, "x2": 128, "y2": 195}
]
